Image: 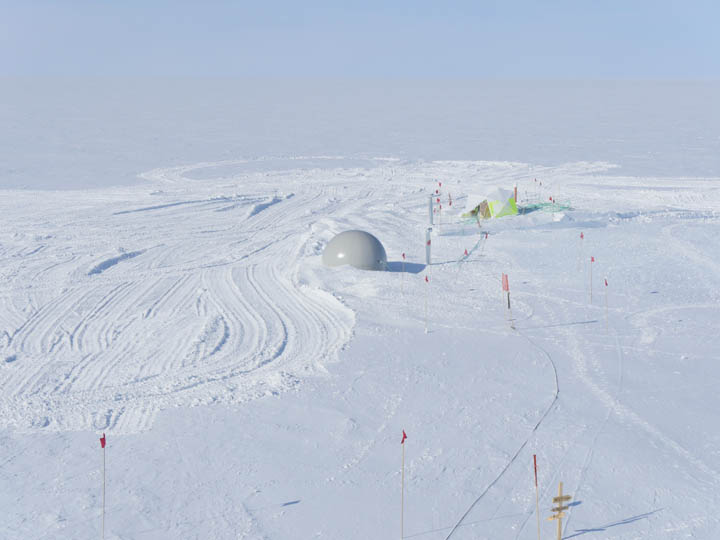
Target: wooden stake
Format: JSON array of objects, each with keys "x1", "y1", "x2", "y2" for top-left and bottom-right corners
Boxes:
[
  {"x1": 556, "y1": 483, "x2": 563, "y2": 540},
  {"x1": 548, "y1": 482, "x2": 572, "y2": 540}
]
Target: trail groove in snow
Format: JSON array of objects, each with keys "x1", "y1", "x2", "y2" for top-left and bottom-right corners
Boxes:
[
  {"x1": 2, "y1": 155, "x2": 720, "y2": 539},
  {"x1": 0, "y1": 161, "x2": 356, "y2": 432}
]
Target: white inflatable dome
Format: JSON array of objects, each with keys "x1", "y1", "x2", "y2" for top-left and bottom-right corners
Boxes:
[{"x1": 322, "y1": 230, "x2": 388, "y2": 271}]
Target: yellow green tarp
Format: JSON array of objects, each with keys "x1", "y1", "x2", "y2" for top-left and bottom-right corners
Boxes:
[{"x1": 462, "y1": 188, "x2": 518, "y2": 219}]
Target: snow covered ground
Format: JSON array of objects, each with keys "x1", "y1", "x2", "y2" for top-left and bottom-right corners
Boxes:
[
  {"x1": 3, "y1": 79, "x2": 720, "y2": 190},
  {"x1": 2, "y1": 152, "x2": 719, "y2": 539}
]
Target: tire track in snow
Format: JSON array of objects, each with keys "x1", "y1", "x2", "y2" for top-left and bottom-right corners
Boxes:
[
  {"x1": 561, "y1": 305, "x2": 720, "y2": 486},
  {"x1": 0, "y1": 162, "x2": 356, "y2": 433},
  {"x1": 443, "y1": 327, "x2": 560, "y2": 540}
]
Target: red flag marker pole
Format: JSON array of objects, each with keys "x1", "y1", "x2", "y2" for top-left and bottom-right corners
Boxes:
[
  {"x1": 604, "y1": 277, "x2": 609, "y2": 332},
  {"x1": 437, "y1": 198, "x2": 442, "y2": 233},
  {"x1": 455, "y1": 249, "x2": 468, "y2": 285},
  {"x1": 100, "y1": 433, "x2": 106, "y2": 540},
  {"x1": 589, "y1": 256, "x2": 595, "y2": 304},
  {"x1": 424, "y1": 275, "x2": 429, "y2": 333},
  {"x1": 578, "y1": 232, "x2": 584, "y2": 271},
  {"x1": 502, "y1": 274, "x2": 513, "y2": 328},
  {"x1": 401, "y1": 252, "x2": 406, "y2": 294},
  {"x1": 401, "y1": 430, "x2": 407, "y2": 539},
  {"x1": 534, "y1": 455, "x2": 541, "y2": 540}
]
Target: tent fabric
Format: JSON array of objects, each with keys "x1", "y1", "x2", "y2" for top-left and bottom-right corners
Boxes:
[{"x1": 462, "y1": 188, "x2": 518, "y2": 219}]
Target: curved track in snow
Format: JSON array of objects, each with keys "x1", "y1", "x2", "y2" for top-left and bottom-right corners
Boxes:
[{"x1": 0, "y1": 161, "x2": 358, "y2": 432}]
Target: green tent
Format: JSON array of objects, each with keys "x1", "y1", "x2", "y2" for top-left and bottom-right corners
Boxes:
[{"x1": 462, "y1": 188, "x2": 518, "y2": 219}]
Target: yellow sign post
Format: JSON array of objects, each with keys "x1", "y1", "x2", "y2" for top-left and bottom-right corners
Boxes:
[{"x1": 548, "y1": 481, "x2": 572, "y2": 540}]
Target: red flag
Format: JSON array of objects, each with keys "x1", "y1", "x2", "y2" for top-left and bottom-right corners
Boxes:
[
  {"x1": 464, "y1": 248, "x2": 468, "y2": 256},
  {"x1": 439, "y1": 182, "x2": 442, "y2": 187},
  {"x1": 436, "y1": 189, "x2": 439, "y2": 194},
  {"x1": 580, "y1": 232, "x2": 584, "y2": 240},
  {"x1": 533, "y1": 454, "x2": 538, "y2": 487},
  {"x1": 485, "y1": 232, "x2": 488, "y2": 239},
  {"x1": 591, "y1": 256, "x2": 595, "y2": 262},
  {"x1": 401, "y1": 430, "x2": 407, "y2": 444},
  {"x1": 402, "y1": 252, "x2": 406, "y2": 260},
  {"x1": 604, "y1": 278, "x2": 608, "y2": 286},
  {"x1": 100, "y1": 433, "x2": 106, "y2": 449},
  {"x1": 426, "y1": 239, "x2": 431, "y2": 246},
  {"x1": 424, "y1": 275, "x2": 429, "y2": 283},
  {"x1": 436, "y1": 197, "x2": 440, "y2": 203},
  {"x1": 502, "y1": 273, "x2": 509, "y2": 292}
]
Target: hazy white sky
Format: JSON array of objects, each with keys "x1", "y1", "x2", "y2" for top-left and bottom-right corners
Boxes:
[{"x1": 2, "y1": 0, "x2": 718, "y2": 79}]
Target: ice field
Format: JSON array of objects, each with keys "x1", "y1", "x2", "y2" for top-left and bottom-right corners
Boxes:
[{"x1": 1, "y1": 151, "x2": 719, "y2": 538}]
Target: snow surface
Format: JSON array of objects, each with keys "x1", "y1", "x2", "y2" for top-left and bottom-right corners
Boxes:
[
  {"x1": 3, "y1": 79, "x2": 720, "y2": 190},
  {"x1": 2, "y1": 155, "x2": 720, "y2": 539}
]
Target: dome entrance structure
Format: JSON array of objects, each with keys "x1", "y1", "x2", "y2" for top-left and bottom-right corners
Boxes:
[{"x1": 322, "y1": 230, "x2": 388, "y2": 271}]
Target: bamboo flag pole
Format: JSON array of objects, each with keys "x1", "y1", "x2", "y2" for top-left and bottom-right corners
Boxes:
[
  {"x1": 401, "y1": 252, "x2": 406, "y2": 294},
  {"x1": 589, "y1": 256, "x2": 595, "y2": 304},
  {"x1": 437, "y1": 181, "x2": 443, "y2": 233},
  {"x1": 424, "y1": 275, "x2": 429, "y2": 333},
  {"x1": 401, "y1": 430, "x2": 407, "y2": 539},
  {"x1": 502, "y1": 273, "x2": 513, "y2": 329},
  {"x1": 480, "y1": 232, "x2": 489, "y2": 256},
  {"x1": 437, "y1": 198, "x2": 442, "y2": 233},
  {"x1": 534, "y1": 455, "x2": 541, "y2": 540},
  {"x1": 455, "y1": 249, "x2": 469, "y2": 285},
  {"x1": 604, "y1": 277, "x2": 609, "y2": 332},
  {"x1": 100, "y1": 432, "x2": 106, "y2": 540},
  {"x1": 578, "y1": 232, "x2": 584, "y2": 270}
]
